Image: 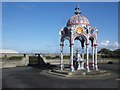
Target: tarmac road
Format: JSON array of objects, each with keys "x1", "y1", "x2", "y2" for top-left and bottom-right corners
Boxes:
[{"x1": 2, "y1": 63, "x2": 119, "y2": 88}]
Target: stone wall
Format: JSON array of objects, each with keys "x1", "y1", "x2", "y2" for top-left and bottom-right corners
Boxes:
[
  {"x1": 1, "y1": 53, "x2": 23, "y2": 58},
  {"x1": 1, "y1": 55, "x2": 29, "y2": 68}
]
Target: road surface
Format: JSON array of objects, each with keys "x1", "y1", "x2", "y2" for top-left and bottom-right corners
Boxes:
[{"x1": 2, "y1": 63, "x2": 119, "y2": 88}]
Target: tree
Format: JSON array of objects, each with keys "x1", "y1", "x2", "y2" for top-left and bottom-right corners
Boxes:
[
  {"x1": 113, "y1": 49, "x2": 120, "y2": 58},
  {"x1": 98, "y1": 48, "x2": 112, "y2": 58},
  {"x1": 98, "y1": 48, "x2": 120, "y2": 58}
]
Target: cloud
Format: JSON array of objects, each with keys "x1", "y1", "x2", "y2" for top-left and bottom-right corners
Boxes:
[
  {"x1": 112, "y1": 42, "x2": 120, "y2": 49},
  {"x1": 100, "y1": 40, "x2": 120, "y2": 50},
  {"x1": 100, "y1": 40, "x2": 110, "y2": 46}
]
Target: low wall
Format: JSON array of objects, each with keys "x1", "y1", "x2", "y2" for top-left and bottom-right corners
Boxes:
[{"x1": 1, "y1": 55, "x2": 29, "y2": 68}]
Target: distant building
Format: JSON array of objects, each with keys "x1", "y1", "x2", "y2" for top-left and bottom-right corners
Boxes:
[{"x1": 0, "y1": 49, "x2": 22, "y2": 58}]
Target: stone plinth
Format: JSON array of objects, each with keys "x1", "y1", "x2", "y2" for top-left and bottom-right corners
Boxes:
[{"x1": 48, "y1": 69, "x2": 112, "y2": 79}]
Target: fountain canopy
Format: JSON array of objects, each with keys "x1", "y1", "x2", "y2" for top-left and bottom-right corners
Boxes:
[
  {"x1": 59, "y1": 6, "x2": 99, "y2": 72},
  {"x1": 67, "y1": 14, "x2": 90, "y2": 26}
]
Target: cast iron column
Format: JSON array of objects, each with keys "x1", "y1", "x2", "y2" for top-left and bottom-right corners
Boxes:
[
  {"x1": 92, "y1": 45, "x2": 95, "y2": 69},
  {"x1": 60, "y1": 44, "x2": 64, "y2": 70},
  {"x1": 70, "y1": 43, "x2": 74, "y2": 72},
  {"x1": 86, "y1": 44, "x2": 90, "y2": 72},
  {"x1": 95, "y1": 44, "x2": 98, "y2": 71},
  {"x1": 70, "y1": 28, "x2": 74, "y2": 72}
]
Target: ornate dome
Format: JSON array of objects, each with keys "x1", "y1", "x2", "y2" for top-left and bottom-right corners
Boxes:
[
  {"x1": 66, "y1": 6, "x2": 90, "y2": 26},
  {"x1": 66, "y1": 15, "x2": 90, "y2": 26}
]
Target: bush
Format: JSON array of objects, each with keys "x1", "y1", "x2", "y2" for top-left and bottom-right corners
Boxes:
[
  {"x1": 29, "y1": 56, "x2": 38, "y2": 64},
  {"x1": 46, "y1": 56, "x2": 56, "y2": 59},
  {"x1": 63, "y1": 55, "x2": 70, "y2": 59},
  {"x1": 55, "y1": 55, "x2": 60, "y2": 58},
  {"x1": 29, "y1": 56, "x2": 46, "y2": 65},
  {"x1": 9, "y1": 56, "x2": 23, "y2": 60}
]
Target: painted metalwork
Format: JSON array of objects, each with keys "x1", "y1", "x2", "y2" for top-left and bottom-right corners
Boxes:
[{"x1": 59, "y1": 6, "x2": 99, "y2": 72}]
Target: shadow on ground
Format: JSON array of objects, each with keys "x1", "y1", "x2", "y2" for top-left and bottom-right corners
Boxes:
[{"x1": 28, "y1": 54, "x2": 58, "y2": 71}]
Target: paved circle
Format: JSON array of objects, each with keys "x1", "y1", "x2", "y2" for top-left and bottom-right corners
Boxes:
[{"x1": 2, "y1": 63, "x2": 119, "y2": 88}]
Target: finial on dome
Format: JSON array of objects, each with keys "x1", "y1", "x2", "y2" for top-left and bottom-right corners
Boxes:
[{"x1": 75, "y1": 4, "x2": 81, "y2": 15}]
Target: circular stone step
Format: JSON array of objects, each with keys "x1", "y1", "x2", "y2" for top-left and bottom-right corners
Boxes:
[{"x1": 48, "y1": 69, "x2": 114, "y2": 79}]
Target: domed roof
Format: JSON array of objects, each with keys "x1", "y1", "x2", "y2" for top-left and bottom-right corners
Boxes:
[
  {"x1": 66, "y1": 6, "x2": 90, "y2": 26},
  {"x1": 66, "y1": 15, "x2": 90, "y2": 26}
]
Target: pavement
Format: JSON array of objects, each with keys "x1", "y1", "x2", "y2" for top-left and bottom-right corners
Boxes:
[
  {"x1": 2, "y1": 63, "x2": 119, "y2": 88},
  {"x1": 47, "y1": 69, "x2": 114, "y2": 79}
]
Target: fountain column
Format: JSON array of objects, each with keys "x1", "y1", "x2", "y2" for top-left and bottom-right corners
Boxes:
[
  {"x1": 60, "y1": 43, "x2": 64, "y2": 70},
  {"x1": 94, "y1": 44, "x2": 98, "y2": 71},
  {"x1": 86, "y1": 43, "x2": 90, "y2": 72},
  {"x1": 70, "y1": 43, "x2": 74, "y2": 72},
  {"x1": 92, "y1": 45, "x2": 95, "y2": 69}
]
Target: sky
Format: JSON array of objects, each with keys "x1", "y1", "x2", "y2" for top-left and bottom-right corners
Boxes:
[{"x1": 2, "y1": 2, "x2": 119, "y2": 53}]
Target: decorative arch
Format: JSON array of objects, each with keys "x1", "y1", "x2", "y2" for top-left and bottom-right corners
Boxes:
[
  {"x1": 89, "y1": 27, "x2": 97, "y2": 34},
  {"x1": 73, "y1": 33, "x2": 87, "y2": 44},
  {"x1": 89, "y1": 34, "x2": 97, "y2": 45},
  {"x1": 60, "y1": 36, "x2": 70, "y2": 43}
]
